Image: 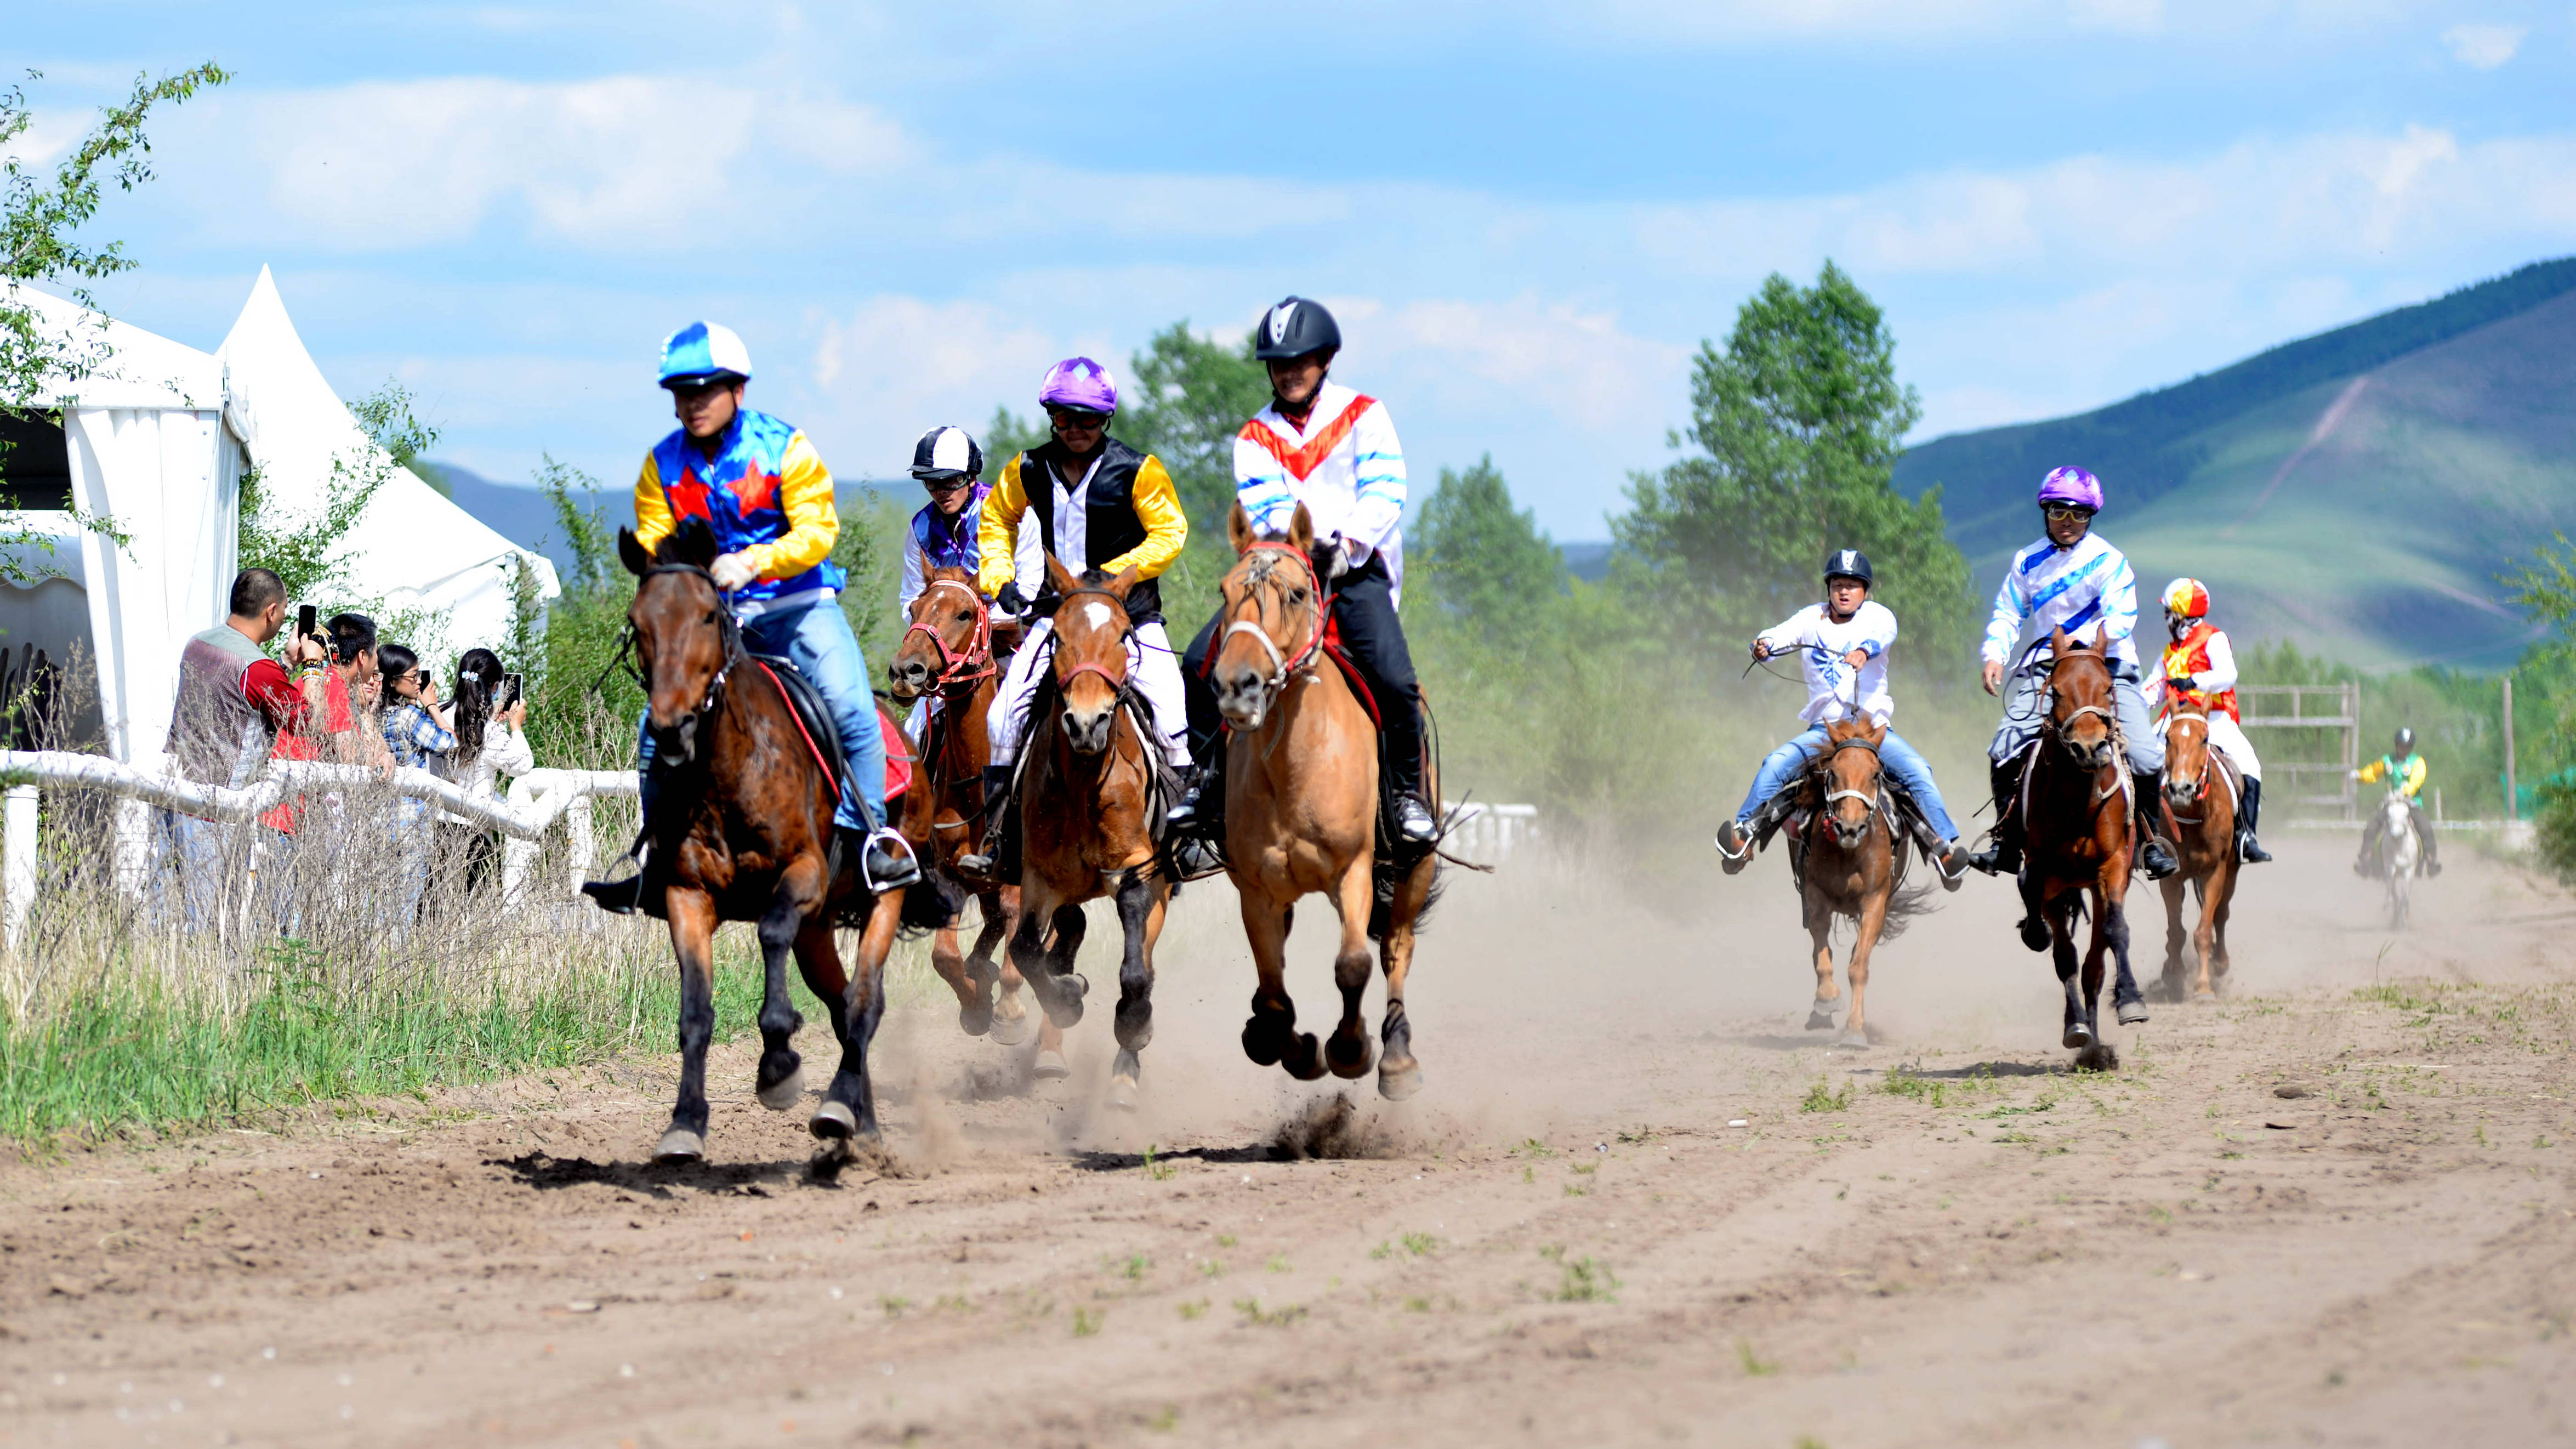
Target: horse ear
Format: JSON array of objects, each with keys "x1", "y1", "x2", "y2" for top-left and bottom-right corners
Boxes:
[
  {"x1": 2049, "y1": 626, "x2": 2072, "y2": 657},
  {"x1": 1288, "y1": 502, "x2": 1315, "y2": 554},
  {"x1": 1229, "y1": 503, "x2": 1255, "y2": 554},
  {"x1": 1043, "y1": 552, "x2": 1079, "y2": 597},
  {"x1": 1106, "y1": 565, "x2": 1141, "y2": 603},
  {"x1": 1867, "y1": 720, "x2": 1888, "y2": 744},
  {"x1": 618, "y1": 527, "x2": 652, "y2": 578},
  {"x1": 663, "y1": 516, "x2": 720, "y2": 569}
]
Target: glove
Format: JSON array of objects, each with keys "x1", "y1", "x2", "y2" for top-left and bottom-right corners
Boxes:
[
  {"x1": 995, "y1": 580, "x2": 1027, "y2": 616},
  {"x1": 709, "y1": 553, "x2": 759, "y2": 592},
  {"x1": 1321, "y1": 536, "x2": 1353, "y2": 581}
]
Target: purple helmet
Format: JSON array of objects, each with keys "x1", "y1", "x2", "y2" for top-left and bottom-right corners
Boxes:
[
  {"x1": 2037, "y1": 465, "x2": 2103, "y2": 512},
  {"x1": 1038, "y1": 357, "x2": 1118, "y2": 415}
]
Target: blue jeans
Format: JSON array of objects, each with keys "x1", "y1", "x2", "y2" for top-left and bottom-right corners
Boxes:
[
  {"x1": 637, "y1": 597, "x2": 885, "y2": 833},
  {"x1": 1734, "y1": 726, "x2": 1959, "y2": 841}
]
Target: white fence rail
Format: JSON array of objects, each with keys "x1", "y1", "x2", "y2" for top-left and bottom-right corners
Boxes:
[
  {"x1": 1443, "y1": 801, "x2": 1540, "y2": 863},
  {"x1": 0, "y1": 751, "x2": 636, "y2": 947}
]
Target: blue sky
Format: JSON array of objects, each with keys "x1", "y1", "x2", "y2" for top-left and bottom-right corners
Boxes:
[{"x1": 17, "y1": 1, "x2": 2576, "y2": 537}]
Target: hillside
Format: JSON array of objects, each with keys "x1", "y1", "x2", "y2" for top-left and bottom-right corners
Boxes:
[
  {"x1": 421, "y1": 462, "x2": 913, "y2": 581},
  {"x1": 1894, "y1": 258, "x2": 2576, "y2": 668}
]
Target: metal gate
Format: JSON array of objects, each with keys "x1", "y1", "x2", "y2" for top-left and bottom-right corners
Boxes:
[{"x1": 2235, "y1": 682, "x2": 2359, "y2": 820}]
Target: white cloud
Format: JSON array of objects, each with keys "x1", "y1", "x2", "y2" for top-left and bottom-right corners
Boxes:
[
  {"x1": 802, "y1": 296, "x2": 1092, "y2": 475},
  {"x1": 1361, "y1": 295, "x2": 1693, "y2": 435},
  {"x1": 2441, "y1": 21, "x2": 2525, "y2": 67},
  {"x1": 1544, "y1": 0, "x2": 2433, "y2": 43}
]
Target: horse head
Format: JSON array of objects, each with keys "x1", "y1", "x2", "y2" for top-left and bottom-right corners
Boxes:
[
  {"x1": 2045, "y1": 626, "x2": 2119, "y2": 774},
  {"x1": 2163, "y1": 703, "x2": 2211, "y2": 808},
  {"x1": 619, "y1": 516, "x2": 733, "y2": 766},
  {"x1": 1045, "y1": 553, "x2": 1139, "y2": 757},
  {"x1": 1819, "y1": 718, "x2": 1887, "y2": 850},
  {"x1": 889, "y1": 565, "x2": 990, "y2": 702},
  {"x1": 1213, "y1": 501, "x2": 1324, "y2": 732}
]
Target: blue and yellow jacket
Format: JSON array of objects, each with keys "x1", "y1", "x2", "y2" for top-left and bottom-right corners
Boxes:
[{"x1": 633, "y1": 409, "x2": 841, "y2": 605}]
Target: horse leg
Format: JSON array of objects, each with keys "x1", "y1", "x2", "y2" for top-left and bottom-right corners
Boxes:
[
  {"x1": 1322, "y1": 856, "x2": 1378, "y2": 1081},
  {"x1": 1839, "y1": 886, "x2": 1888, "y2": 1050},
  {"x1": 930, "y1": 920, "x2": 987, "y2": 1038},
  {"x1": 798, "y1": 889, "x2": 897, "y2": 1148},
  {"x1": 1375, "y1": 852, "x2": 1437, "y2": 1101},
  {"x1": 1008, "y1": 884, "x2": 1086, "y2": 1029},
  {"x1": 1805, "y1": 891, "x2": 1840, "y2": 1031},
  {"x1": 657, "y1": 889, "x2": 722, "y2": 1162},
  {"x1": 2193, "y1": 861, "x2": 2226, "y2": 1000},
  {"x1": 2107, "y1": 887, "x2": 2147, "y2": 1026},
  {"x1": 1240, "y1": 887, "x2": 1322, "y2": 1081},
  {"x1": 2210, "y1": 862, "x2": 2236, "y2": 985},
  {"x1": 973, "y1": 888, "x2": 1027, "y2": 1045},
  {"x1": 2050, "y1": 895, "x2": 2091, "y2": 1051},
  {"x1": 1106, "y1": 867, "x2": 1169, "y2": 1109},
  {"x1": 2157, "y1": 873, "x2": 2188, "y2": 1002},
  {"x1": 752, "y1": 873, "x2": 817, "y2": 1111}
]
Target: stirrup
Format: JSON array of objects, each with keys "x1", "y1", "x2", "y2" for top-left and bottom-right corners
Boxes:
[
  {"x1": 852, "y1": 827, "x2": 922, "y2": 893},
  {"x1": 579, "y1": 872, "x2": 647, "y2": 915},
  {"x1": 1393, "y1": 791, "x2": 1438, "y2": 845},
  {"x1": 1169, "y1": 832, "x2": 1227, "y2": 882}
]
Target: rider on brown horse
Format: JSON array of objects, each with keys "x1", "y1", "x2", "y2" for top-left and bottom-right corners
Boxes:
[
  {"x1": 892, "y1": 424, "x2": 1039, "y2": 730},
  {"x1": 1170, "y1": 296, "x2": 1440, "y2": 869},
  {"x1": 584, "y1": 320, "x2": 918, "y2": 908},
  {"x1": 2143, "y1": 577, "x2": 2271, "y2": 864},
  {"x1": 1966, "y1": 465, "x2": 2179, "y2": 882}
]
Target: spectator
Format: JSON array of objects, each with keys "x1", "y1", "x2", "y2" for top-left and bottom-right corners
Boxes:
[
  {"x1": 161, "y1": 568, "x2": 327, "y2": 929},
  {"x1": 378, "y1": 643, "x2": 457, "y2": 920},
  {"x1": 436, "y1": 647, "x2": 535, "y2": 896},
  {"x1": 328, "y1": 613, "x2": 393, "y2": 771}
]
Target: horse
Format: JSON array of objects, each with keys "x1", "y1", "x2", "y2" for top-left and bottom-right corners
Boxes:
[
  {"x1": 1208, "y1": 502, "x2": 1441, "y2": 1100},
  {"x1": 1783, "y1": 718, "x2": 1923, "y2": 1050},
  {"x1": 885, "y1": 565, "x2": 1064, "y2": 1071},
  {"x1": 2368, "y1": 789, "x2": 2420, "y2": 929},
  {"x1": 2154, "y1": 702, "x2": 2239, "y2": 1002},
  {"x1": 614, "y1": 516, "x2": 909, "y2": 1163},
  {"x1": 2014, "y1": 627, "x2": 2151, "y2": 1067},
  {"x1": 1004, "y1": 555, "x2": 1172, "y2": 1108}
]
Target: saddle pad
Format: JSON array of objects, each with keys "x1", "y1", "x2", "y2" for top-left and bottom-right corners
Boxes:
[
  {"x1": 877, "y1": 701, "x2": 913, "y2": 802},
  {"x1": 749, "y1": 654, "x2": 874, "y2": 809},
  {"x1": 1318, "y1": 618, "x2": 1383, "y2": 729}
]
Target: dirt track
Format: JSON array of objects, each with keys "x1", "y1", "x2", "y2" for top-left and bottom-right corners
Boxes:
[{"x1": 7, "y1": 834, "x2": 2576, "y2": 1447}]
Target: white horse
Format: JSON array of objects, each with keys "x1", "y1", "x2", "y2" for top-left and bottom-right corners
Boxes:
[{"x1": 2372, "y1": 790, "x2": 2420, "y2": 929}]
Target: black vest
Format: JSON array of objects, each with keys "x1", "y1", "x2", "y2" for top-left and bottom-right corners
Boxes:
[{"x1": 1019, "y1": 435, "x2": 1162, "y2": 624}]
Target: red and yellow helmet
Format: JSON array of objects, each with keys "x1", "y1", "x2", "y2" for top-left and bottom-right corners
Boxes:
[{"x1": 2162, "y1": 577, "x2": 2210, "y2": 620}]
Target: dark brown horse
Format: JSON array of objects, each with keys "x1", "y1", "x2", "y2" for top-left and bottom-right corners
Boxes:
[
  {"x1": 2016, "y1": 627, "x2": 2151, "y2": 1066},
  {"x1": 615, "y1": 518, "x2": 908, "y2": 1162},
  {"x1": 1785, "y1": 718, "x2": 1921, "y2": 1050},
  {"x1": 1006, "y1": 555, "x2": 1172, "y2": 1107},
  {"x1": 885, "y1": 566, "x2": 1062, "y2": 1066},
  {"x1": 1209, "y1": 503, "x2": 1440, "y2": 1100},
  {"x1": 2155, "y1": 703, "x2": 2239, "y2": 1002}
]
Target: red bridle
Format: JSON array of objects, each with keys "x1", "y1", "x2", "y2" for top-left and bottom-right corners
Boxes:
[
  {"x1": 1219, "y1": 540, "x2": 1327, "y2": 691},
  {"x1": 900, "y1": 578, "x2": 996, "y2": 692},
  {"x1": 1051, "y1": 584, "x2": 1134, "y2": 695}
]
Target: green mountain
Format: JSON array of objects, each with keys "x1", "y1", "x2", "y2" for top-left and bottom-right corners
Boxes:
[{"x1": 1894, "y1": 257, "x2": 2576, "y2": 669}]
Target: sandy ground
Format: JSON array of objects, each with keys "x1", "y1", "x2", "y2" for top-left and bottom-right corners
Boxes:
[{"x1": 6, "y1": 833, "x2": 2576, "y2": 1448}]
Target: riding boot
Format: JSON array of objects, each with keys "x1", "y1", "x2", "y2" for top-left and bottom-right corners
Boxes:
[
  {"x1": 1966, "y1": 757, "x2": 2025, "y2": 876},
  {"x1": 1166, "y1": 743, "x2": 1225, "y2": 832},
  {"x1": 844, "y1": 825, "x2": 922, "y2": 892},
  {"x1": 1384, "y1": 731, "x2": 1440, "y2": 846},
  {"x1": 2236, "y1": 777, "x2": 2274, "y2": 863},
  {"x1": 1714, "y1": 817, "x2": 1755, "y2": 875},
  {"x1": 956, "y1": 764, "x2": 1015, "y2": 877},
  {"x1": 2133, "y1": 772, "x2": 2180, "y2": 879},
  {"x1": 581, "y1": 754, "x2": 671, "y2": 915}
]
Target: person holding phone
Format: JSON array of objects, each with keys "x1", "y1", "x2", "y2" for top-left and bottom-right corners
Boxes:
[
  {"x1": 377, "y1": 643, "x2": 457, "y2": 920},
  {"x1": 437, "y1": 647, "x2": 536, "y2": 896},
  {"x1": 162, "y1": 569, "x2": 331, "y2": 930}
]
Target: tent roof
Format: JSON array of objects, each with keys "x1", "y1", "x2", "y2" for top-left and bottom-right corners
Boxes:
[{"x1": 14, "y1": 285, "x2": 227, "y2": 412}]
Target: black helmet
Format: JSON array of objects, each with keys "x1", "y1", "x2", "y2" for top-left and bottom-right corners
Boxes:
[
  {"x1": 909, "y1": 425, "x2": 982, "y2": 482},
  {"x1": 1254, "y1": 296, "x2": 1341, "y2": 361},
  {"x1": 1824, "y1": 548, "x2": 1874, "y2": 587},
  {"x1": 2394, "y1": 726, "x2": 2415, "y2": 754}
]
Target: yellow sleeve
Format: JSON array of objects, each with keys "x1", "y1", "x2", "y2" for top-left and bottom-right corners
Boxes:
[
  {"x1": 738, "y1": 431, "x2": 838, "y2": 581},
  {"x1": 632, "y1": 453, "x2": 673, "y2": 555},
  {"x1": 977, "y1": 454, "x2": 1033, "y2": 598},
  {"x1": 2355, "y1": 758, "x2": 2388, "y2": 785},
  {"x1": 2402, "y1": 758, "x2": 2427, "y2": 798},
  {"x1": 1099, "y1": 454, "x2": 1187, "y2": 582}
]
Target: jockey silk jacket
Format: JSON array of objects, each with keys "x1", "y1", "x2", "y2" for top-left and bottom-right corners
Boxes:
[
  {"x1": 1981, "y1": 532, "x2": 2142, "y2": 671},
  {"x1": 2154, "y1": 622, "x2": 2241, "y2": 720},
  {"x1": 1233, "y1": 380, "x2": 1407, "y2": 593},
  {"x1": 975, "y1": 437, "x2": 1187, "y2": 625},
  {"x1": 632, "y1": 409, "x2": 844, "y2": 608}
]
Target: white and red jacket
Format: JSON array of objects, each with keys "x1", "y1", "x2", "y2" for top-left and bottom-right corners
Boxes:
[
  {"x1": 1233, "y1": 380, "x2": 1407, "y2": 597},
  {"x1": 2143, "y1": 622, "x2": 2240, "y2": 720}
]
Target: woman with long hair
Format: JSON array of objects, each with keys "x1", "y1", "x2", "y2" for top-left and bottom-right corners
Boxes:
[
  {"x1": 436, "y1": 647, "x2": 534, "y2": 899},
  {"x1": 377, "y1": 643, "x2": 457, "y2": 921}
]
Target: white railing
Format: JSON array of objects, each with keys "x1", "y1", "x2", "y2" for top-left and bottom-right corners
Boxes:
[
  {"x1": 0, "y1": 751, "x2": 636, "y2": 947},
  {"x1": 1443, "y1": 801, "x2": 1539, "y2": 863}
]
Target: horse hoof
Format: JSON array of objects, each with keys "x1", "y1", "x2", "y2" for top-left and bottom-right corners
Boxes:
[
  {"x1": 809, "y1": 1099, "x2": 857, "y2": 1140},
  {"x1": 1039, "y1": 974, "x2": 1088, "y2": 1029},
  {"x1": 1326, "y1": 1034, "x2": 1374, "y2": 1079},
  {"x1": 2116, "y1": 999, "x2": 2149, "y2": 1026},
  {"x1": 2192, "y1": 989, "x2": 2219, "y2": 1005},
  {"x1": 653, "y1": 1127, "x2": 704, "y2": 1164},
  {"x1": 2062, "y1": 1022, "x2": 2095, "y2": 1050},
  {"x1": 1378, "y1": 1059, "x2": 1424, "y2": 1101},
  {"x1": 987, "y1": 1002, "x2": 1031, "y2": 1047},
  {"x1": 1805, "y1": 1005, "x2": 1838, "y2": 1032},
  {"x1": 958, "y1": 1001, "x2": 994, "y2": 1037},
  {"x1": 1284, "y1": 1033, "x2": 1327, "y2": 1082},
  {"x1": 1242, "y1": 1015, "x2": 1286, "y2": 1067},
  {"x1": 1032, "y1": 1049, "x2": 1071, "y2": 1081},
  {"x1": 1836, "y1": 1030, "x2": 1870, "y2": 1050},
  {"x1": 756, "y1": 1065, "x2": 806, "y2": 1112},
  {"x1": 2018, "y1": 918, "x2": 2051, "y2": 952},
  {"x1": 1108, "y1": 1073, "x2": 1140, "y2": 1111}
]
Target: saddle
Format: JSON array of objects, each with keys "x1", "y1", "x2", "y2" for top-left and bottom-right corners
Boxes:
[{"x1": 749, "y1": 653, "x2": 911, "y2": 809}]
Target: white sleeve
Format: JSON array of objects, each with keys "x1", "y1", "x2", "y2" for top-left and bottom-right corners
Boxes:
[
  {"x1": 2140, "y1": 669, "x2": 2166, "y2": 715},
  {"x1": 1857, "y1": 601, "x2": 1897, "y2": 657},
  {"x1": 2196, "y1": 631, "x2": 2238, "y2": 693},
  {"x1": 897, "y1": 531, "x2": 926, "y2": 621},
  {"x1": 1756, "y1": 607, "x2": 1813, "y2": 654},
  {"x1": 488, "y1": 719, "x2": 536, "y2": 776},
  {"x1": 1012, "y1": 512, "x2": 1045, "y2": 598},
  {"x1": 1343, "y1": 400, "x2": 1407, "y2": 560}
]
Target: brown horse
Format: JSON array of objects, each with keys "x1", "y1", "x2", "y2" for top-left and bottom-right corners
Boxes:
[
  {"x1": 2155, "y1": 703, "x2": 2239, "y2": 1002},
  {"x1": 885, "y1": 566, "x2": 1062, "y2": 1066},
  {"x1": 2015, "y1": 627, "x2": 2151, "y2": 1066},
  {"x1": 1209, "y1": 502, "x2": 1440, "y2": 1100},
  {"x1": 614, "y1": 518, "x2": 908, "y2": 1162},
  {"x1": 1006, "y1": 555, "x2": 1172, "y2": 1107},
  {"x1": 1785, "y1": 718, "x2": 1921, "y2": 1050}
]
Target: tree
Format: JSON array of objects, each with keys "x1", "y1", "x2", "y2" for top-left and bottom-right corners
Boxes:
[
  {"x1": 238, "y1": 380, "x2": 448, "y2": 657},
  {"x1": 1618, "y1": 262, "x2": 1974, "y2": 677},
  {"x1": 1409, "y1": 454, "x2": 1567, "y2": 639},
  {"x1": 1118, "y1": 322, "x2": 1270, "y2": 529}
]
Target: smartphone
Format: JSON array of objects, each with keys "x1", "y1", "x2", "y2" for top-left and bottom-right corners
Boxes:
[
  {"x1": 296, "y1": 604, "x2": 317, "y2": 640},
  {"x1": 501, "y1": 673, "x2": 525, "y2": 712}
]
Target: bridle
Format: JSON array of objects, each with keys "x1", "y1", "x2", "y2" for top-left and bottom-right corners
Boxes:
[
  {"x1": 1050, "y1": 583, "x2": 1136, "y2": 695},
  {"x1": 901, "y1": 577, "x2": 996, "y2": 693},
  {"x1": 634, "y1": 561, "x2": 743, "y2": 743},
  {"x1": 2039, "y1": 650, "x2": 2131, "y2": 809},
  {"x1": 1218, "y1": 541, "x2": 1327, "y2": 712}
]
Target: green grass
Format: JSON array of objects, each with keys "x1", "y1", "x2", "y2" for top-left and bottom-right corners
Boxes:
[
  {"x1": 0, "y1": 936, "x2": 766, "y2": 1143},
  {"x1": 1801, "y1": 1078, "x2": 1855, "y2": 1114}
]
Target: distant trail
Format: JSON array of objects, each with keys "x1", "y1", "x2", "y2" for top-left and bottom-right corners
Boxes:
[{"x1": 2222, "y1": 373, "x2": 2370, "y2": 538}]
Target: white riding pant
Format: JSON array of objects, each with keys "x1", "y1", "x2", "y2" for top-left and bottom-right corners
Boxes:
[
  {"x1": 988, "y1": 616, "x2": 1191, "y2": 769},
  {"x1": 2162, "y1": 711, "x2": 2262, "y2": 781}
]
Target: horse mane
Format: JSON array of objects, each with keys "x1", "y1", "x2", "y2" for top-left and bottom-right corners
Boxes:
[{"x1": 656, "y1": 516, "x2": 721, "y2": 569}]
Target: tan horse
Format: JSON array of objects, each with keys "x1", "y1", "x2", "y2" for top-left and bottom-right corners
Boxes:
[
  {"x1": 1007, "y1": 556, "x2": 1171, "y2": 1107},
  {"x1": 2155, "y1": 703, "x2": 2239, "y2": 1002},
  {"x1": 1785, "y1": 718, "x2": 1919, "y2": 1050},
  {"x1": 2015, "y1": 627, "x2": 2152, "y2": 1066},
  {"x1": 885, "y1": 566, "x2": 1066, "y2": 1070},
  {"x1": 1209, "y1": 502, "x2": 1440, "y2": 1100}
]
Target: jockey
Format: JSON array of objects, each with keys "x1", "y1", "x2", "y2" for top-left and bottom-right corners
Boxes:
[
  {"x1": 587, "y1": 321, "x2": 917, "y2": 907},
  {"x1": 1714, "y1": 549, "x2": 1968, "y2": 880},
  {"x1": 2140, "y1": 577, "x2": 2272, "y2": 864},
  {"x1": 894, "y1": 424, "x2": 1040, "y2": 733},
  {"x1": 1169, "y1": 295, "x2": 1440, "y2": 853},
  {"x1": 960, "y1": 359, "x2": 1191, "y2": 871},
  {"x1": 2353, "y1": 726, "x2": 2441, "y2": 876},
  {"x1": 1965, "y1": 465, "x2": 2180, "y2": 881}
]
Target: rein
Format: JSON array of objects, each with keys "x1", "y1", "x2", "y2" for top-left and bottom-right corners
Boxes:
[
  {"x1": 1817, "y1": 736, "x2": 1884, "y2": 812},
  {"x1": 1051, "y1": 582, "x2": 1139, "y2": 695},
  {"x1": 901, "y1": 577, "x2": 996, "y2": 693},
  {"x1": 638, "y1": 561, "x2": 745, "y2": 726},
  {"x1": 1219, "y1": 541, "x2": 1327, "y2": 706}
]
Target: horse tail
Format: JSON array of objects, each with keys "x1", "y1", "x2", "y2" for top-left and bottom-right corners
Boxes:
[
  {"x1": 898, "y1": 865, "x2": 970, "y2": 937},
  {"x1": 1874, "y1": 877, "x2": 1937, "y2": 942}
]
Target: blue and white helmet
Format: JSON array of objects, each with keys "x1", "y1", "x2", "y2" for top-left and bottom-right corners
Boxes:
[
  {"x1": 1824, "y1": 548, "x2": 1874, "y2": 587},
  {"x1": 909, "y1": 425, "x2": 983, "y2": 481},
  {"x1": 658, "y1": 321, "x2": 753, "y2": 390}
]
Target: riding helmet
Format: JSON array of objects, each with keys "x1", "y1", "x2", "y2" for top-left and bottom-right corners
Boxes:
[
  {"x1": 658, "y1": 321, "x2": 753, "y2": 389},
  {"x1": 1039, "y1": 357, "x2": 1118, "y2": 416},
  {"x1": 2163, "y1": 577, "x2": 2210, "y2": 620},
  {"x1": 2037, "y1": 465, "x2": 2104, "y2": 512},
  {"x1": 2394, "y1": 726, "x2": 2415, "y2": 754},
  {"x1": 910, "y1": 425, "x2": 982, "y2": 481},
  {"x1": 1254, "y1": 296, "x2": 1342, "y2": 361},
  {"x1": 1823, "y1": 549, "x2": 1874, "y2": 587}
]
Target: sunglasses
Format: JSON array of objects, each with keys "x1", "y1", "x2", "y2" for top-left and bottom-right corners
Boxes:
[
  {"x1": 1048, "y1": 410, "x2": 1108, "y2": 430},
  {"x1": 2042, "y1": 504, "x2": 2095, "y2": 523},
  {"x1": 919, "y1": 476, "x2": 973, "y2": 495}
]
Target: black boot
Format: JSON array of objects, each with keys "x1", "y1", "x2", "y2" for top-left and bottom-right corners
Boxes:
[
  {"x1": 1167, "y1": 754, "x2": 1221, "y2": 831},
  {"x1": 2236, "y1": 777, "x2": 2273, "y2": 863},
  {"x1": 580, "y1": 850, "x2": 653, "y2": 916},
  {"x1": 1966, "y1": 758, "x2": 2025, "y2": 876},
  {"x1": 846, "y1": 825, "x2": 922, "y2": 891},
  {"x1": 1385, "y1": 752, "x2": 1439, "y2": 846},
  {"x1": 2134, "y1": 772, "x2": 2179, "y2": 879},
  {"x1": 956, "y1": 765, "x2": 1015, "y2": 877}
]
